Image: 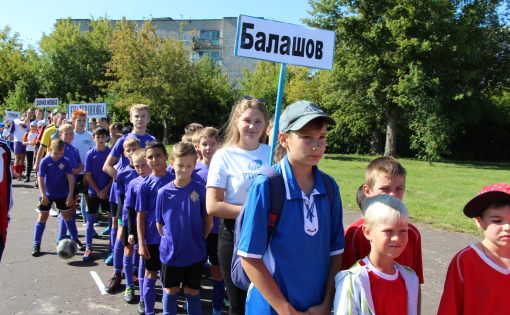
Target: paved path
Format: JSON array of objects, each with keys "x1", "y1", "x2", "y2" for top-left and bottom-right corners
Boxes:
[{"x1": 0, "y1": 182, "x2": 478, "y2": 314}]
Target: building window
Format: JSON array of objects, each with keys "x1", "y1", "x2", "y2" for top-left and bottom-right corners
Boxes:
[{"x1": 200, "y1": 30, "x2": 220, "y2": 45}]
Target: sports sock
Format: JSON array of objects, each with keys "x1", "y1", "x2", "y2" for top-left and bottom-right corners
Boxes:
[
  {"x1": 212, "y1": 280, "x2": 225, "y2": 311},
  {"x1": 85, "y1": 214, "x2": 97, "y2": 247},
  {"x1": 65, "y1": 217, "x2": 79, "y2": 241},
  {"x1": 113, "y1": 238, "x2": 124, "y2": 273},
  {"x1": 143, "y1": 277, "x2": 157, "y2": 315},
  {"x1": 57, "y1": 214, "x2": 68, "y2": 241},
  {"x1": 138, "y1": 257, "x2": 145, "y2": 301},
  {"x1": 33, "y1": 222, "x2": 46, "y2": 245},
  {"x1": 185, "y1": 293, "x2": 202, "y2": 315},
  {"x1": 124, "y1": 255, "x2": 134, "y2": 288},
  {"x1": 110, "y1": 226, "x2": 117, "y2": 252},
  {"x1": 162, "y1": 291, "x2": 178, "y2": 315},
  {"x1": 133, "y1": 245, "x2": 139, "y2": 270}
]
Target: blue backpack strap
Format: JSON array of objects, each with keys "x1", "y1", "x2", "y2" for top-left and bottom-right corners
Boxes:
[
  {"x1": 319, "y1": 170, "x2": 335, "y2": 205},
  {"x1": 267, "y1": 170, "x2": 285, "y2": 232}
]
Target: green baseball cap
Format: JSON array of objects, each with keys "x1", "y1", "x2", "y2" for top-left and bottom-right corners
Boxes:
[{"x1": 279, "y1": 100, "x2": 336, "y2": 133}]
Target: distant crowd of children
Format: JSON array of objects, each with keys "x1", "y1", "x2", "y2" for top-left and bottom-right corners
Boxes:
[{"x1": 5, "y1": 98, "x2": 507, "y2": 315}]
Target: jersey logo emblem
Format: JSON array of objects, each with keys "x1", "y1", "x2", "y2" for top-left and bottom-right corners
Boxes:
[
  {"x1": 189, "y1": 190, "x2": 199, "y2": 202},
  {"x1": 248, "y1": 159, "x2": 263, "y2": 171},
  {"x1": 58, "y1": 163, "x2": 65, "y2": 170}
]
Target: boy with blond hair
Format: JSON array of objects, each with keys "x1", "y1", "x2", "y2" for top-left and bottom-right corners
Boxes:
[
  {"x1": 341, "y1": 156, "x2": 424, "y2": 284},
  {"x1": 103, "y1": 104, "x2": 155, "y2": 265},
  {"x1": 438, "y1": 183, "x2": 510, "y2": 314},
  {"x1": 156, "y1": 142, "x2": 212, "y2": 315},
  {"x1": 334, "y1": 195, "x2": 419, "y2": 314},
  {"x1": 32, "y1": 139, "x2": 77, "y2": 257}
]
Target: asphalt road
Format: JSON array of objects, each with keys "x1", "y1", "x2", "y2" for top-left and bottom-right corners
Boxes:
[{"x1": 0, "y1": 181, "x2": 478, "y2": 314}]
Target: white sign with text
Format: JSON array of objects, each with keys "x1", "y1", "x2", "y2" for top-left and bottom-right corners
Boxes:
[
  {"x1": 67, "y1": 103, "x2": 107, "y2": 119},
  {"x1": 34, "y1": 98, "x2": 58, "y2": 108},
  {"x1": 234, "y1": 15, "x2": 335, "y2": 70}
]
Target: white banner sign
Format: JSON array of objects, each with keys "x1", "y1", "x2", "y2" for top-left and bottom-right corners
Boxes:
[
  {"x1": 68, "y1": 103, "x2": 107, "y2": 119},
  {"x1": 234, "y1": 15, "x2": 335, "y2": 70},
  {"x1": 34, "y1": 98, "x2": 58, "y2": 108},
  {"x1": 4, "y1": 111, "x2": 20, "y2": 121}
]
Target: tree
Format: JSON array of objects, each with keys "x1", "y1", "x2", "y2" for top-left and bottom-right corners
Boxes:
[
  {"x1": 307, "y1": 0, "x2": 510, "y2": 160},
  {"x1": 38, "y1": 18, "x2": 112, "y2": 103}
]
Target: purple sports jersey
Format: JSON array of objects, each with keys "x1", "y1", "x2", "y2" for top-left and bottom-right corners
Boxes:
[
  {"x1": 38, "y1": 155, "x2": 73, "y2": 199},
  {"x1": 85, "y1": 147, "x2": 111, "y2": 195},
  {"x1": 122, "y1": 175, "x2": 146, "y2": 227},
  {"x1": 117, "y1": 167, "x2": 138, "y2": 220},
  {"x1": 135, "y1": 172, "x2": 175, "y2": 245},
  {"x1": 156, "y1": 180, "x2": 207, "y2": 266},
  {"x1": 196, "y1": 164, "x2": 219, "y2": 234},
  {"x1": 64, "y1": 144, "x2": 82, "y2": 171},
  {"x1": 110, "y1": 133, "x2": 155, "y2": 169}
]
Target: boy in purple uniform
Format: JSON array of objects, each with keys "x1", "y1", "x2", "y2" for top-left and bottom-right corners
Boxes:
[
  {"x1": 122, "y1": 149, "x2": 151, "y2": 308},
  {"x1": 57, "y1": 124, "x2": 84, "y2": 246},
  {"x1": 137, "y1": 141, "x2": 175, "y2": 315},
  {"x1": 195, "y1": 127, "x2": 224, "y2": 315},
  {"x1": 103, "y1": 104, "x2": 155, "y2": 265},
  {"x1": 106, "y1": 137, "x2": 142, "y2": 293},
  {"x1": 32, "y1": 139, "x2": 77, "y2": 257},
  {"x1": 83, "y1": 128, "x2": 112, "y2": 261},
  {"x1": 156, "y1": 142, "x2": 213, "y2": 315}
]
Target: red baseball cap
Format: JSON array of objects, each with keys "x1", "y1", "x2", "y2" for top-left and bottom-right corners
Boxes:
[{"x1": 463, "y1": 183, "x2": 510, "y2": 218}]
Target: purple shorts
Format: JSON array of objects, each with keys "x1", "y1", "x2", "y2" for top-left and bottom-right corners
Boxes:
[{"x1": 13, "y1": 141, "x2": 26, "y2": 155}]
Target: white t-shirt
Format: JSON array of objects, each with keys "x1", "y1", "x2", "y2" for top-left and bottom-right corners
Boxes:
[
  {"x1": 72, "y1": 130, "x2": 94, "y2": 173},
  {"x1": 207, "y1": 144, "x2": 270, "y2": 205},
  {"x1": 2, "y1": 128, "x2": 10, "y2": 140},
  {"x1": 26, "y1": 132, "x2": 38, "y2": 151},
  {"x1": 12, "y1": 119, "x2": 27, "y2": 142}
]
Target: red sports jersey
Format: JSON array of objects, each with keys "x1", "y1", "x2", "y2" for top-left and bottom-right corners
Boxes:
[
  {"x1": 342, "y1": 217, "x2": 424, "y2": 283},
  {"x1": 362, "y1": 260, "x2": 408, "y2": 315},
  {"x1": 438, "y1": 244, "x2": 510, "y2": 315}
]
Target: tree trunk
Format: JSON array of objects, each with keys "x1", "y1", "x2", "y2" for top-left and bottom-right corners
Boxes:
[
  {"x1": 162, "y1": 119, "x2": 169, "y2": 145},
  {"x1": 384, "y1": 105, "x2": 398, "y2": 156},
  {"x1": 370, "y1": 129, "x2": 382, "y2": 155}
]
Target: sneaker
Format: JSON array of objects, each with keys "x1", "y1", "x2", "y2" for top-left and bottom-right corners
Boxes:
[
  {"x1": 124, "y1": 287, "x2": 135, "y2": 303},
  {"x1": 212, "y1": 308, "x2": 222, "y2": 315},
  {"x1": 137, "y1": 300, "x2": 145, "y2": 315},
  {"x1": 104, "y1": 253, "x2": 114, "y2": 266},
  {"x1": 83, "y1": 249, "x2": 92, "y2": 262},
  {"x1": 31, "y1": 244, "x2": 41, "y2": 257},
  {"x1": 49, "y1": 208, "x2": 58, "y2": 217},
  {"x1": 24, "y1": 177, "x2": 30, "y2": 182},
  {"x1": 106, "y1": 273, "x2": 122, "y2": 293},
  {"x1": 75, "y1": 239, "x2": 86, "y2": 251},
  {"x1": 101, "y1": 226, "x2": 111, "y2": 236},
  {"x1": 93, "y1": 230, "x2": 99, "y2": 238}
]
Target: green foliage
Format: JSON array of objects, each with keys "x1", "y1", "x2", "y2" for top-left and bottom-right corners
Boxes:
[
  {"x1": 38, "y1": 18, "x2": 112, "y2": 103},
  {"x1": 307, "y1": 0, "x2": 510, "y2": 161}
]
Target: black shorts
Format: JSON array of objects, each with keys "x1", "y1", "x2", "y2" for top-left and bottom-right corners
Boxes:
[
  {"x1": 110, "y1": 202, "x2": 117, "y2": 215},
  {"x1": 161, "y1": 261, "x2": 204, "y2": 290},
  {"x1": 206, "y1": 233, "x2": 219, "y2": 266},
  {"x1": 38, "y1": 198, "x2": 70, "y2": 211},
  {"x1": 122, "y1": 225, "x2": 138, "y2": 246},
  {"x1": 144, "y1": 244, "x2": 161, "y2": 272},
  {"x1": 85, "y1": 195, "x2": 110, "y2": 215}
]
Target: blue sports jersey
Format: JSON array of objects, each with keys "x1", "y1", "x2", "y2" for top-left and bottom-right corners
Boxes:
[
  {"x1": 156, "y1": 180, "x2": 207, "y2": 266},
  {"x1": 135, "y1": 172, "x2": 175, "y2": 245},
  {"x1": 117, "y1": 166, "x2": 138, "y2": 221},
  {"x1": 85, "y1": 147, "x2": 111, "y2": 195},
  {"x1": 109, "y1": 163, "x2": 127, "y2": 204},
  {"x1": 110, "y1": 133, "x2": 155, "y2": 169},
  {"x1": 238, "y1": 156, "x2": 345, "y2": 313},
  {"x1": 196, "y1": 164, "x2": 219, "y2": 234},
  {"x1": 38, "y1": 155, "x2": 73, "y2": 200},
  {"x1": 122, "y1": 175, "x2": 146, "y2": 227}
]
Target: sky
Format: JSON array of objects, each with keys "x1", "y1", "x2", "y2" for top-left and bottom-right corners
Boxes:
[{"x1": 1, "y1": 0, "x2": 313, "y2": 47}]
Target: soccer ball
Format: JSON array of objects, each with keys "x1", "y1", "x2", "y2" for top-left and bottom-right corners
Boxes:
[{"x1": 56, "y1": 238, "x2": 77, "y2": 259}]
